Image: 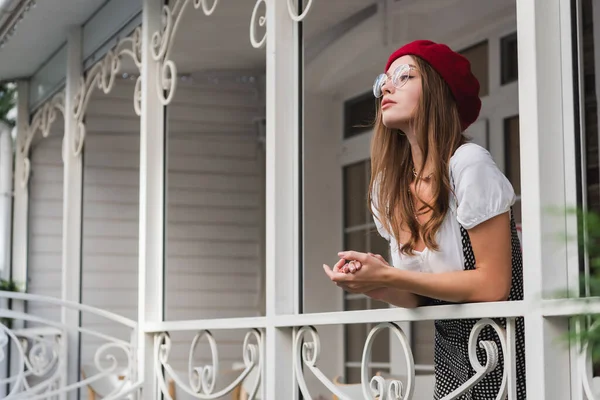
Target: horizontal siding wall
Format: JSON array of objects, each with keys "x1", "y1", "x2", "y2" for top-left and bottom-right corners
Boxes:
[
  {"x1": 27, "y1": 125, "x2": 64, "y2": 326},
  {"x1": 79, "y1": 80, "x2": 140, "y2": 378},
  {"x1": 164, "y1": 78, "x2": 266, "y2": 376}
]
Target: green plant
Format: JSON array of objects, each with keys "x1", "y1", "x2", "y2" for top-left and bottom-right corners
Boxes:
[
  {"x1": 0, "y1": 278, "x2": 21, "y2": 329},
  {"x1": 0, "y1": 83, "x2": 15, "y2": 127},
  {"x1": 562, "y1": 207, "x2": 600, "y2": 364}
]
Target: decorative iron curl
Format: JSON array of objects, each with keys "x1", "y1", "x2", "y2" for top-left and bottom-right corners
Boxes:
[
  {"x1": 156, "y1": 329, "x2": 263, "y2": 400},
  {"x1": 440, "y1": 318, "x2": 511, "y2": 400},
  {"x1": 286, "y1": 0, "x2": 314, "y2": 22},
  {"x1": 151, "y1": 0, "x2": 220, "y2": 105},
  {"x1": 71, "y1": 27, "x2": 142, "y2": 157},
  {"x1": 362, "y1": 322, "x2": 414, "y2": 400},
  {"x1": 20, "y1": 91, "x2": 65, "y2": 188},
  {"x1": 295, "y1": 323, "x2": 414, "y2": 400},
  {"x1": 250, "y1": 0, "x2": 266, "y2": 49}
]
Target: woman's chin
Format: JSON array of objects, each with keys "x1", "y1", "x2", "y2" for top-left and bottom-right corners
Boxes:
[{"x1": 382, "y1": 115, "x2": 409, "y2": 131}]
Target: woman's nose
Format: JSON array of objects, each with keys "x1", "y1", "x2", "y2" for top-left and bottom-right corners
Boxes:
[{"x1": 382, "y1": 77, "x2": 394, "y2": 95}]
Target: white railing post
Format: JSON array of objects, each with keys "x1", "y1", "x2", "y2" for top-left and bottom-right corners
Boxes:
[
  {"x1": 139, "y1": 0, "x2": 165, "y2": 398},
  {"x1": 8, "y1": 80, "x2": 29, "y2": 395},
  {"x1": 517, "y1": 0, "x2": 576, "y2": 398},
  {"x1": 265, "y1": 0, "x2": 301, "y2": 397},
  {"x1": 62, "y1": 26, "x2": 83, "y2": 399}
]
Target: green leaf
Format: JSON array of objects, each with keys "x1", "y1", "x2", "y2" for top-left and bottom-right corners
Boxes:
[{"x1": 0, "y1": 83, "x2": 16, "y2": 127}]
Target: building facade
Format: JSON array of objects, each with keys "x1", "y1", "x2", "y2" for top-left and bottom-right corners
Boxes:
[{"x1": 0, "y1": 0, "x2": 599, "y2": 398}]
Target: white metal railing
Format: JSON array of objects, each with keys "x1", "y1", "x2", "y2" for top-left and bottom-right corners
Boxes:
[
  {"x1": 296, "y1": 318, "x2": 516, "y2": 400},
  {"x1": 3, "y1": 296, "x2": 598, "y2": 399},
  {"x1": 154, "y1": 329, "x2": 263, "y2": 399},
  {"x1": 141, "y1": 298, "x2": 600, "y2": 399},
  {"x1": 0, "y1": 291, "x2": 142, "y2": 399}
]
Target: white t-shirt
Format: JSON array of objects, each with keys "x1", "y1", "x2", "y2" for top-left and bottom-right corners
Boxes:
[{"x1": 372, "y1": 143, "x2": 516, "y2": 273}]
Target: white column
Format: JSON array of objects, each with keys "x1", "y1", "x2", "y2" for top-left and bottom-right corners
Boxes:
[
  {"x1": 11, "y1": 82, "x2": 28, "y2": 299},
  {"x1": 264, "y1": 0, "x2": 300, "y2": 397},
  {"x1": 517, "y1": 0, "x2": 575, "y2": 398},
  {"x1": 61, "y1": 27, "x2": 83, "y2": 397},
  {"x1": 8, "y1": 80, "x2": 29, "y2": 391},
  {"x1": 138, "y1": 0, "x2": 165, "y2": 397}
]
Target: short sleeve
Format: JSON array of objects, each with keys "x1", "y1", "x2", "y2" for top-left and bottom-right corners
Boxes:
[
  {"x1": 451, "y1": 143, "x2": 516, "y2": 230},
  {"x1": 370, "y1": 179, "x2": 391, "y2": 241}
]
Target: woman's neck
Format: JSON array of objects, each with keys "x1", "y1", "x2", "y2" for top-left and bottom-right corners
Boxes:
[{"x1": 406, "y1": 131, "x2": 431, "y2": 174}]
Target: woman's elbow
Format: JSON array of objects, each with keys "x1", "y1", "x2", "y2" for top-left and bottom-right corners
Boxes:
[{"x1": 475, "y1": 282, "x2": 511, "y2": 303}]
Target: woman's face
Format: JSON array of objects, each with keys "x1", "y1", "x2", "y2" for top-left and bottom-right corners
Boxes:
[{"x1": 379, "y1": 55, "x2": 422, "y2": 130}]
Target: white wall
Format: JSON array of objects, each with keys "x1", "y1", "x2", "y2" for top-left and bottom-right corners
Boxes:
[
  {"x1": 163, "y1": 78, "x2": 265, "y2": 377},
  {"x1": 26, "y1": 125, "x2": 64, "y2": 325},
  {"x1": 79, "y1": 80, "x2": 140, "y2": 379}
]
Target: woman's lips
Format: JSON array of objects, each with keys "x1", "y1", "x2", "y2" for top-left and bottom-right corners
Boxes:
[{"x1": 382, "y1": 100, "x2": 396, "y2": 109}]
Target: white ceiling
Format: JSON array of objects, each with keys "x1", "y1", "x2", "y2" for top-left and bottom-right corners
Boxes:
[
  {"x1": 0, "y1": 0, "x2": 375, "y2": 80},
  {"x1": 167, "y1": 0, "x2": 373, "y2": 74},
  {"x1": 0, "y1": 0, "x2": 106, "y2": 80},
  {"x1": 0, "y1": 0, "x2": 515, "y2": 90}
]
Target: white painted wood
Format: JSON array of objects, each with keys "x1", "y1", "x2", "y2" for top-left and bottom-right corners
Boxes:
[
  {"x1": 159, "y1": 76, "x2": 265, "y2": 350},
  {"x1": 8, "y1": 82, "x2": 30, "y2": 390},
  {"x1": 263, "y1": 0, "x2": 300, "y2": 398},
  {"x1": 79, "y1": 82, "x2": 140, "y2": 374},
  {"x1": 516, "y1": 0, "x2": 574, "y2": 398},
  {"x1": 62, "y1": 27, "x2": 84, "y2": 399},
  {"x1": 139, "y1": 1, "x2": 164, "y2": 397},
  {"x1": 26, "y1": 134, "x2": 64, "y2": 324}
]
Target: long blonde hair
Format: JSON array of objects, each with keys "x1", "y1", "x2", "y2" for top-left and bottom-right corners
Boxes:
[{"x1": 368, "y1": 56, "x2": 466, "y2": 255}]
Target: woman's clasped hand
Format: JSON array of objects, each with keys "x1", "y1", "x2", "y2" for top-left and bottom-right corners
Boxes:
[{"x1": 322, "y1": 251, "x2": 393, "y2": 297}]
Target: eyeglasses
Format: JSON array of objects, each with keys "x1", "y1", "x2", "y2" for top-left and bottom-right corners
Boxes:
[{"x1": 373, "y1": 64, "x2": 417, "y2": 98}]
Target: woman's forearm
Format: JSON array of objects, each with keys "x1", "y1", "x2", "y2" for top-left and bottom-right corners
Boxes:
[
  {"x1": 382, "y1": 267, "x2": 510, "y2": 303},
  {"x1": 377, "y1": 288, "x2": 422, "y2": 308}
]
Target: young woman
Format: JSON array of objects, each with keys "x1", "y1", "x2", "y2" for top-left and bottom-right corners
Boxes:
[{"x1": 323, "y1": 40, "x2": 526, "y2": 398}]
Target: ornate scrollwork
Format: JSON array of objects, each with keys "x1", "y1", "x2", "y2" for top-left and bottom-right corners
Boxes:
[
  {"x1": 0, "y1": 291, "x2": 141, "y2": 399},
  {"x1": 286, "y1": 0, "x2": 314, "y2": 22},
  {"x1": 0, "y1": 323, "x2": 63, "y2": 398},
  {"x1": 295, "y1": 319, "x2": 514, "y2": 400},
  {"x1": 295, "y1": 324, "x2": 413, "y2": 400},
  {"x1": 19, "y1": 91, "x2": 65, "y2": 188},
  {"x1": 250, "y1": 0, "x2": 267, "y2": 49},
  {"x1": 71, "y1": 27, "x2": 142, "y2": 157},
  {"x1": 440, "y1": 318, "x2": 511, "y2": 399},
  {"x1": 155, "y1": 329, "x2": 263, "y2": 399},
  {"x1": 151, "y1": 0, "x2": 220, "y2": 105}
]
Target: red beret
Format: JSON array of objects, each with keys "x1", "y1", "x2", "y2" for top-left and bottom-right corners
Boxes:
[{"x1": 385, "y1": 40, "x2": 481, "y2": 132}]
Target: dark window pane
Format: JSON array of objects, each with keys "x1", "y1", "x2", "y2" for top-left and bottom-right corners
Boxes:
[
  {"x1": 344, "y1": 161, "x2": 367, "y2": 227},
  {"x1": 581, "y1": 0, "x2": 600, "y2": 214},
  {"x1": 504, "y1": 115, "x2": 521, "y2": 225},
  {"x1": 345, "y1": 324, "x2": 367, "y2": 362},
  {"x1": 370, "y1": 230, "x2": 390, "y2": 261},
  {"x1": 460, "y1": 40, "x2": 489, "y2": 96},
  {"x1": 345, "y1": 230, "x2": 368, "y2": 254},
  {"x1": 413, "y1": 321, "x2": 435, "y2": 365},
  {"x1": 501, "y1": 32, "x2": 518, "y2": 84},
  {"x1": 344, "y1": 299, "x2": 368, "y2": 362},
  {"x1": 369, "y1": 300, "x2": 390, "y2": 363},
  {"x1": 344, "y1": 93, "x2": 377, "y2": 138}
]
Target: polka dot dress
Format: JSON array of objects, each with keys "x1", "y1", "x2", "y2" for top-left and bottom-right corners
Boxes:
[{"x1": 426, "y1": 209, "x2": 527, "y2": 399}]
